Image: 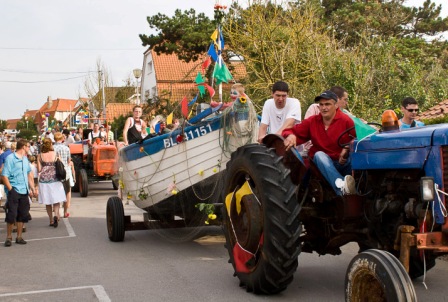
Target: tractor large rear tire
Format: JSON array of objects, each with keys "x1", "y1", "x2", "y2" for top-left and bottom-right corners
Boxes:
[
  {"x1": 106, "y1": 196, "x2": 125, "y2": 242},
  {"x1": 222, "y1": 144, "x2": 301, "y2": 294},
  {"x1": 79, "y1": 169, "x2": 89, "y2": 198},
  {"x1": 345, "y1": 249, "x2": 417, "y2": 302}
]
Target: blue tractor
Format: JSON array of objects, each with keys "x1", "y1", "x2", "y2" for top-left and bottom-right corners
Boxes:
[{"x1": 221, "y1": 111, "x2": 448, "y2": 300}]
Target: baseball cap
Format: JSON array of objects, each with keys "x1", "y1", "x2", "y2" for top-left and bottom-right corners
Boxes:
[{"x1": 314, "y1": 90, "x2": 338, "y2": 103}]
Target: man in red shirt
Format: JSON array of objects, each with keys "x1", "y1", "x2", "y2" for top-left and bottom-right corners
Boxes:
[{"x1": 282, "y1": 90, "x2": 356, "y2": 195}]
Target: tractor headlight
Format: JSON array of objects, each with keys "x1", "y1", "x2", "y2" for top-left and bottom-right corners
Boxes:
[{"x1": 420, "y1": 177, "x2": 435, "y2": 202}]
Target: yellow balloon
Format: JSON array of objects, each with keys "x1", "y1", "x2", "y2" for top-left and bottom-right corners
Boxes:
[{"x1": 42, "y1": 115, "x2": 45, "y2": 118}]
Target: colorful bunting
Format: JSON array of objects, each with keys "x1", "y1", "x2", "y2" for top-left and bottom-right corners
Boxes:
[
  {"x1": 202, "y1": 57, "x2": 211, "y2": 72},
  {"x1": 154, "y1": 123, "x2": 160, "y2": 134},
  {"x1": 181, "y1": 96, "x2": 188, "y2": 118},
  {"x1": 166, "y1": 112, "x2": 173, "y2": 125},
  {"x1": 210, "y1": 29, "x2": 218, "y2": 43},
  {"x1": 204, "y1": 84, "x2": 215, "y2": 98},
  {"x1": 188, "y1": 94, "x2": 198, "y2": 106},
  {"x1": 195, "y1": 72, "x2": 206, "y2": 96},
  {"x1": 207, "y1": 43, "x2": 218, "y2": 62},
  {"x1": 213, "y1": 61, "x2": 233, "y2": 84}
]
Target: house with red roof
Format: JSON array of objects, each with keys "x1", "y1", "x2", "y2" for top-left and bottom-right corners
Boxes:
[
  {"x1": 418, "y1": 99, "x2": 448, "y2": 121},
  {"x1": 140, "y1": 49, "x2": 246, "y2": 106}
]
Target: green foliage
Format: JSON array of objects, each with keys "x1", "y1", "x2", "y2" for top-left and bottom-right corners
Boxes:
[
  {"x1": 114, "y1": 86, "x2": 135, "y2": 103},
  {"x1": 16, "y1": 129, "x2": 38, "y2": 140},
  {"x1": 111, "y1": 114, "x2": 130, "y2": 141},
  {"x1": 0, "y1": 120, "x2": 7, "y2": 132},
  {"x1": 139, "y1": 1, "x2": 448, "y2": 122},
  {"x1": 140, "y1": 9, "x2": 215, "y2": 63},
  {"x1": 422, "y1": 116, "x2": 448, "y2": 125}
]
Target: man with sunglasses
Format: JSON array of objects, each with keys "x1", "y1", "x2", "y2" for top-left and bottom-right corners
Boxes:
[{"x1": 399, "y1": 97, "x2": 424, "y2": 129}]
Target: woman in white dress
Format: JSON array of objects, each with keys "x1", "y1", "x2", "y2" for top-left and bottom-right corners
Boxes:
[{"x1": 37, "y1": 138, "x2": 66, "y2": 227}]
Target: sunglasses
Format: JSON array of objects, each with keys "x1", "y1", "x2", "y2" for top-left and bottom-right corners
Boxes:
[{"x1": 406, "y1": 108, "x2": 419, "y2": 113}]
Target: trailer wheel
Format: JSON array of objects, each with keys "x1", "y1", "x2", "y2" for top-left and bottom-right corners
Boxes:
[
  {"x1": 112, "y1": 180, "x2": 118, "y2": 190},
  {"x1": 106, "y1": 196, "x2": 125, "y2": 242},
  {"x1": 222, "y1": 144, "x2": 301, "y2": 294},
  {"x1": 78, "y1": 169, "x2": 89, "y2": 198},
  {"x1": 345, "y1": 249, "x2": 417, "y2": 302}
]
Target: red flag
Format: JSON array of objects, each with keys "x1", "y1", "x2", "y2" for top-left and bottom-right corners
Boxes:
[
  {"x1": 204, "y1": 84, "x2": 215, "y2": 98},
  {"x1": 181, "y1": 96, "x2": 188, "y2": 118},
  {"x1": 202, "y1": 57, "x2": 211, "y2": 73}
]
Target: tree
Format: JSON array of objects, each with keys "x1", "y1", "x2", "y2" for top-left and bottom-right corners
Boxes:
[
  {"x1": 111, "y1": 114, "x2": 130, "y2": 141},
  {"x1": 139, "y1": 9, "x2": 216, "y2": 63},
  {"x1": 83, "y1": 58, "x2": 114, "y2": 111},
  {"x1": 138, "y1": 1, "x2": 448, "y2": 122},
  {"x1": 16, "y1": 129, "x2": 38, "y2": 141},
  {"x1": 0, "y1": 120, "x2": 7, "y2": 132}
]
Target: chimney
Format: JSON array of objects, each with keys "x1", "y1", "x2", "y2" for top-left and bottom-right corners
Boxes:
[{"x1": 47, "y1": 96, "x2": 53, "y2": 109}]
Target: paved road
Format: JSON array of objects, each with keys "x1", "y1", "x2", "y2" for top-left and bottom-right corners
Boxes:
[{"x1": 0, "y1": 182, "x2": 447, "y2": 301}]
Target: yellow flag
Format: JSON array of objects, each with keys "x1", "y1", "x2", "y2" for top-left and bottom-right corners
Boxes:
[
  {"x1": 225, "y1": 181, "x2": 253, "y2": 215},
  {"x1": 210, "y1": 29, "x2": 218, "y2": 42},
  {"x1": 167, "y1": 112, "x2": 173, "y2": 125}
]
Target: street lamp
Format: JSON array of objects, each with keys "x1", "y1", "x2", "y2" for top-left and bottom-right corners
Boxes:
[{"x1": 133, "y1": 68, "x2": 142, "y2": 105}]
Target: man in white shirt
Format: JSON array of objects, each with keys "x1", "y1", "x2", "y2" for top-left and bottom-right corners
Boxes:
[
  {"x1": 88, "y1": 123, "x2": 102, "y2": 144},
  {"x1": 258, "y1": 81, "x2": 301, "y2": 143}
]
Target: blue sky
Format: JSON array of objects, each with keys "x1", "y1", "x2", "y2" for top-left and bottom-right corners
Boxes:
[{"x1": 0, "y1": 0, "x2": 446, "y2": 121}]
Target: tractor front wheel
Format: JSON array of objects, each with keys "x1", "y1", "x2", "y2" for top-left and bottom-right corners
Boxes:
[{"x1": 345, "y1": 249, "x2": 417, "y2": 302}]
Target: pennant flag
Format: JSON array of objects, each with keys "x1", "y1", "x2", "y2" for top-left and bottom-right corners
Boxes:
[
  {"x1": 210, "y1": 29, "x2": 218, "y2": 43},
  {"x1": 219, "y1": 30, "x2": 225, "y2": 50},
  {"x1": 213, "y1": 61, "x2": 233, "y2": 84},
  {"x1": 352, "y1": 115, "x2": 376, "y2": 140},
  {"x1": 204, "y1": 84, "x2": 215, "y2": 98},
  {"x1": 188, "y1": 94, "x2": 198, "y2": 106},
  {"x1": 195, "y1": 72, "x2": 206, "y2": 96},
  {"x1": 166, "y1": 112, "x2": 173, "y2": 125},
  {"x1": 154, "y1": 123, "x2": 160, "y2": 134},
  {"x1": 146, "y1": 127, "x2": 151, "y2": 134},
  {"x1": 181, "y1": 96, "x2": 188, "y2": 118},
  {"x1": 202, "y1": 57, "x2": 211, "y2": 72},
  {"x1": 233, "y1": 242, "x2": 254, "y2": 274},
  {"x1": 207, "y1": 43, "x2": 218, "y2": 62}
]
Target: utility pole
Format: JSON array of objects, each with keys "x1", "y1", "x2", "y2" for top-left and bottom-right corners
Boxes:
[{"x1": 101, "y1": 70, "x2": 106, "y2": 120}]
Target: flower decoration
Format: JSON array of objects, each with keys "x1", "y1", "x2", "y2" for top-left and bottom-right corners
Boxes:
[
  {"x1": 138, "y1": 188, "x2": 148, "y2": 200},
  {"x1": 226, "y1": 131, "x2": 232, "y2": 135},
  {"x1": 213, "y1": 167, "x2": 218, "y2": 173},
  {"x1": 119, "y1": 180, "x2": 125, "y2": 189},
  {"x1": 118, "y1": 167, "x2": 123, "y2": 172},
  {"x1": 167, "y1": 181, "x2": 178, "y2": 195},
  {"x1": 176, "y1": 134, "x2": 184, "y2": 143},
  {"x1": 139, "y1": 146, "x2": 144, "y2": 153},
  {"x1": 198, "y1": 170, "x2": 204, "y2": 176},
  {"x1": 239, "y1": 97, "x2": 247, "y2": 104},
  {"x1": 195, "y1": 203, "x2": 217, "y2": 225},
  {"x1": 127, "y1": 192, "x2": 132, "y2": 200}
]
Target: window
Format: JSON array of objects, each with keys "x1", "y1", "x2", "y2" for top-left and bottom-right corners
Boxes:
[
  {"x1": 151, "y1": 86, "x2": 157, "y2": 97},
  {"x1": 147, "y1": 61, "x2": 153, "y2": 74}
]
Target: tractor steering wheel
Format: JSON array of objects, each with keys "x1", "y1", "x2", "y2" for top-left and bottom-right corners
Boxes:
[{"x1": 337, "y1": 126, "x2": 356, "y2": 148}]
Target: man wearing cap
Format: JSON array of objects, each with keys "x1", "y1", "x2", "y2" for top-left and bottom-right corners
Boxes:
[
  {"x1": 258, "y1": 81, "x2": 301, "y2": 143},
  {"x1": 282, "y1": 90, "x2": 357, "y2": 195}
]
